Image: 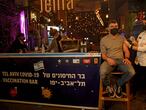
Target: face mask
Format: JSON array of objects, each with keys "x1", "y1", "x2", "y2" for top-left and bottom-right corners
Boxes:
[{"x1": 110, "y1": 28, "x2": 119, "y2": 36}]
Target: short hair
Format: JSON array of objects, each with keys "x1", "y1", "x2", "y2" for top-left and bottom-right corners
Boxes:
[{"x1": 108, "y1": 20, "x2": 118, "y2": 25}]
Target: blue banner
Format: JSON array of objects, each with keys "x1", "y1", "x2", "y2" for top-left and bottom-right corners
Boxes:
[{"x1": 0, "y1": 53, "x2": 100, "y2": 108}]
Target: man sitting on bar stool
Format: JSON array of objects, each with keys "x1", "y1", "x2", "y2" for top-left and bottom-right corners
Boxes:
[{"x1": 100, "y1": 20, "x2": 135, "y2": 98}]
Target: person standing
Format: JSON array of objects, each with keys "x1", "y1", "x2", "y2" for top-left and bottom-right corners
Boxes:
[
  {"x1": 46, "y1": 29, "x2": 62, "y2": 52},
  {"x1": 131, "y1": 21, "x2": 146, "y2": 96},
  {"x1": 100, "y1": 20, "x2": 135, "y2": 98}
]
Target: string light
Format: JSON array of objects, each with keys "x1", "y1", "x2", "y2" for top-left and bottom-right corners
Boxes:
[
  {"x1": 95, "y1": 9, "x2": 104, "y2": 26},
  {"x1": 68, "y1": 12, "x2": 100, "y2": 37}
]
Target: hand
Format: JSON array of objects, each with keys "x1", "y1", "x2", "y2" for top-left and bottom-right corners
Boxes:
[
  {"x1": 124, "y1": 40, "x2": 131, "y2": 48},
  {"x1": 123, "y1": 58, "x2": 131, "y2": 65},
  {"x1": 132, "y1": 41, "x2": 138, "y2": 46},
  {"x1": 106, "y1": 58, "x2": 117, "y2": 66},
  {"x1": 132, "y1": 46, "x2": 138, "y2": 51}
]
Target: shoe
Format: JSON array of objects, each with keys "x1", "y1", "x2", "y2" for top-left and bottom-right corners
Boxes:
[
  {"x1": 114, "y1": 84, "x2": 123, "y2": 98},
  {"x1": 106, "y1": 86, "x2": 115, "y2": 98}
]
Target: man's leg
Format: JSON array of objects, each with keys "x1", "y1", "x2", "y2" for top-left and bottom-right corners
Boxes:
[
  {"x1": 117, "y1": 64, "x2": 135, "y2": 86},
  {"x1": 100, "y1": 61, "x2": 116, "y2": 97},
  {"x1": 100, "y1": 61, "x2": 115, "y2": 87}
]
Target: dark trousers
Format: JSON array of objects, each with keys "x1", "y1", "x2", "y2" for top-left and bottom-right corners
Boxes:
[{"x1": 132, "y1": 65, "x2": 146, "y2": 95}]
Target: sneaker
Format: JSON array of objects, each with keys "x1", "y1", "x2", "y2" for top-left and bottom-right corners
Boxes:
[
  {"x1": 106, "y1": 86, "x2": 115, "y2": 98},
  {"x1": 114, "y1": 85, "x2": 123, "y2": 98}
]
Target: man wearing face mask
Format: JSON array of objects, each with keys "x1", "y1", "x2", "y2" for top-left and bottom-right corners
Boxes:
[{"x1": 100, "y1": 20, "x2": 135, "y2": 98}]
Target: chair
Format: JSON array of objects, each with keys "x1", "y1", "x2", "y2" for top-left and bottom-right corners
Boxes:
[{"x1": 98, "y1": 71, "x2": 131, "y2": 110}]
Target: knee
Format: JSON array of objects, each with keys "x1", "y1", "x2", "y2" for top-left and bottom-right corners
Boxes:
[
  {"x1": 129, "y1": 68, "x2": 136, "y2": 77},
  {"x1": 100, "y1": 69, "x2": 108, "y2": 79}
]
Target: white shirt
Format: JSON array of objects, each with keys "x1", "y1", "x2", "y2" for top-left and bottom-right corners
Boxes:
[{"x1": 137, "y1": 31, "x2": 146, "y2": 66}]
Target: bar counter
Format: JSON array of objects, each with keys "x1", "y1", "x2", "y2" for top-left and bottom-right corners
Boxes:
[{"x1": 0, "y1": 53, "x2": 101, "y2": 109}]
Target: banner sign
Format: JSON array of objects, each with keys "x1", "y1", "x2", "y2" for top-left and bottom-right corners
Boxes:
[
  {"x1": 40, "y1": 0, "x2": 74, "y2": 13},
  {"x1": 0, "y1": 53, "x2": 100, "y2": 108}
]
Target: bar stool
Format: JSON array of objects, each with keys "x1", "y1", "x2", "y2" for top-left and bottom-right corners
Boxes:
[{"x1": 98, "y1": 71, "x2": 131, "y2": 110}]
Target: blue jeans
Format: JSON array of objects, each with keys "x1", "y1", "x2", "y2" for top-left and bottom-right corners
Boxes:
[{"x1": 100, "y1": 59, "x2": 135, "y2": 87}]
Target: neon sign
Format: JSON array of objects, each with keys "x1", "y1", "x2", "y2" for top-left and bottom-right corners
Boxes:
[
  {"x1": 40, "y1": 0, "x2": 74, "y2": 13},
  {"x1": 20, "y1": 11, "x2": 27, "y2": 40}
]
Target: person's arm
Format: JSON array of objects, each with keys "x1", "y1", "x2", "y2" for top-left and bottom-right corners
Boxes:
[
  {"x1": 123, "y1": 43, "x2": 131, "y2": 64},
  {"x1": 124, "y1": 37, "x2": 138, "y2": 49},
  {"x1": 123, "y1": 43, "x2": 130, "y2": 59},
  {"x1": 132, "y1": 33, "x2": 146, "y2": 52},
  {"x1": 101, "y1": 42, "x2": 116, "y2": 66},
  {"x1": 101, "y1": 53, "x2": 109, "y2": 61},
  {"x1": 101, "y1": 53, "x2": 117, "y2": 66},
  {"x1": 132, "y1": 42, "x2": 146, "y2": 52}
]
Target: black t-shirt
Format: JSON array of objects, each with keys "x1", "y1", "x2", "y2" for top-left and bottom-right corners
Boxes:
[{"x1": 9, "y1": 39, "x2": 28, "y2": 53}]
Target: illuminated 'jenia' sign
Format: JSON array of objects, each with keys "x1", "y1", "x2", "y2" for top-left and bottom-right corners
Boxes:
[{"x1": 40, "y1": 0, "x2": 74, "y2": 13}]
